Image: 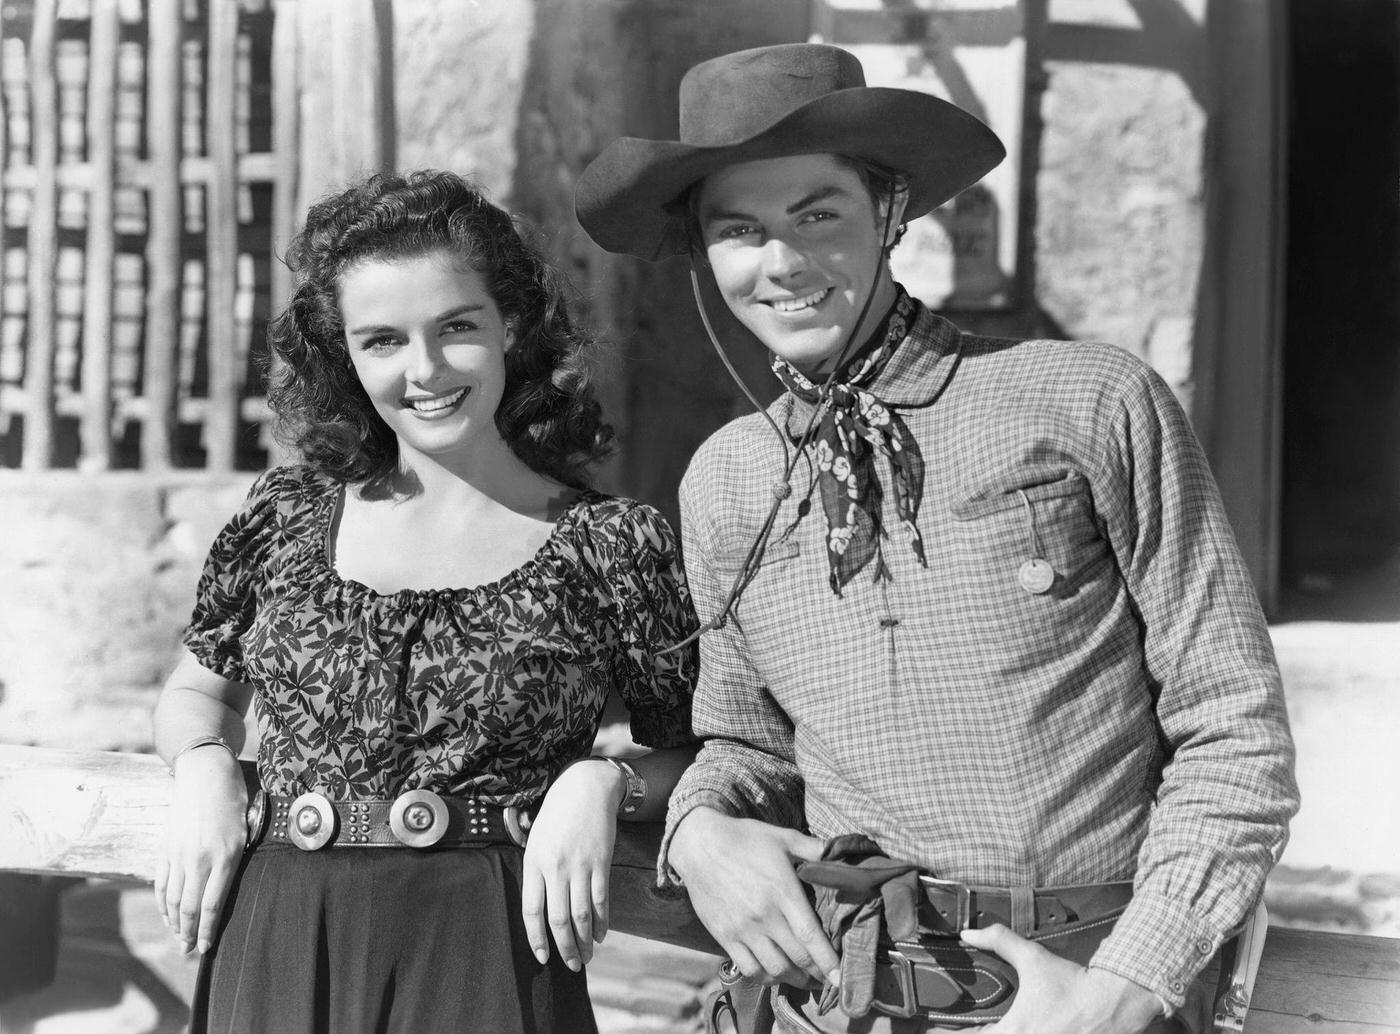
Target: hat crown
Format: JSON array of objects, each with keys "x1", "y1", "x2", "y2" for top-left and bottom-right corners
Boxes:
[{"x1": 679, "y1": 44, "x2": 867, "y2": 147}]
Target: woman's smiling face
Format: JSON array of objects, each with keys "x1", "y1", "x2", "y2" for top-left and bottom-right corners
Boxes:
[
  {"x1": 339, "y1": 250, "x2": 515, "y2": 466},
  {"x1": 697, "y1": 153, "x2": 904, "y2": 375}
]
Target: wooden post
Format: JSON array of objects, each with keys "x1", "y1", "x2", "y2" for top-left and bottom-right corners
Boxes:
[
  {"x1": 204, "y1": 0, "x2": 240, "y2": 471},
  {"x1": 143, "y1": 0, "x2": 183, "y2": 470},
  {"x1": 80, "y1": 0, "x2": 120, "y2": 472},
  {"x1": 1194, "y1": 0, "x2": 1287, "y2": 613},
  {"x1": 22, "y1": 0, "x2": 59, "y2": 470}
]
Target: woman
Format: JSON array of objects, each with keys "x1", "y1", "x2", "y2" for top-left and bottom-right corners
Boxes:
[{"x1": 152, "y1": 171, "x2": 698, "y2": 1034}]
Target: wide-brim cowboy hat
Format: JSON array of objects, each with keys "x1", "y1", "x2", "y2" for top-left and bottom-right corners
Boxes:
[{"x1": 575, "y1": 43, "x2": 1006, "y2": 261}]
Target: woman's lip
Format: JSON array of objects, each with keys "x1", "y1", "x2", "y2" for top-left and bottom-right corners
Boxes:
[{"x1": 403, "y1": 386, "x2": 470, "y2": 412}]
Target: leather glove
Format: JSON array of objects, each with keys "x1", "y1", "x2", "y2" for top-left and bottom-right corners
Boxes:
[{"x1": 795, "y1": 834, "x2": 920, "y2": 1017}]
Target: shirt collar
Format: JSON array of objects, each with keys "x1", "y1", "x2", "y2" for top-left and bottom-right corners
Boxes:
[{"x1": 778, "y1": 290, "x2": 963, "y2": 438}]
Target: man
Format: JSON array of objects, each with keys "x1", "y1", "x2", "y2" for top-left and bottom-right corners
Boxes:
[{"x1": 576, "y1": 43, "x2": 1296, "y2": 1034}]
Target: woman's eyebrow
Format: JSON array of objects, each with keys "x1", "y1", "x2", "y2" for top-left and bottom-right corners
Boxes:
[
  {"x1": 433, "y1": 303, "x2": 485, "y2": 323},
  {"x1": 346, "y1": 304, "x2": 485, "y2": 336}
]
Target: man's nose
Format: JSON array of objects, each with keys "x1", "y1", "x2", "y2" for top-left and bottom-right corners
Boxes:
[{"x1": 760, "y1": 236, "x2": 808, "y2": 280}]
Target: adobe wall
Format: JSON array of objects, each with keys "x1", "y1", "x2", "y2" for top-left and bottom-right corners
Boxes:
[{"x1": 0, "y1": 0, "x2": 1219, "y2": 746}]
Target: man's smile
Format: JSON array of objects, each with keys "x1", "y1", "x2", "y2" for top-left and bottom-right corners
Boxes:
[{"x1": 765, "y1": 287, "x2": 833, "y2": 314}]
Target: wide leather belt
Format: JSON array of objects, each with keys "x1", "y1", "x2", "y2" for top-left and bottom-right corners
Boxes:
[
  {"x1": 871, "y1": 876, "x2": 1135, "y2": 1022},
  {"x1": 915, "y1": 874, "x2": 1135, "y2": 937},
  {"x1": 248, "y1": 789, "x2": 529, "y2": 851}
]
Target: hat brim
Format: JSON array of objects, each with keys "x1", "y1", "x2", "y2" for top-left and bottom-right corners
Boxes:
[{"x1": 576, "y1": 87, "x2": 1006, "y2": 261}]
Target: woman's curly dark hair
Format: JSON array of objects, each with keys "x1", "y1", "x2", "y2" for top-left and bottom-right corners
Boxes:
[{"x1": 265, "y1": 170, "x2": 613, "y2": 488}]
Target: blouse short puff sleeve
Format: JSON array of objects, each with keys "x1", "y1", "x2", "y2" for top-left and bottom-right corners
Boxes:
[
  {"x1": 182, "y1": 467, "x2": 287, "y2": 683},
  {"x1": 594, "y1": 501, "x2": 699, "y2": 751}
]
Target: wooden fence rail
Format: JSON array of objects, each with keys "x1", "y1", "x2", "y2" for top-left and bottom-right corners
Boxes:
[
  {"x1": 0, "y1": 0, "x2": 295, "y2": 470},
  {"x1": 1, "y1": 744, "x2": 1397, "y2": 1031}
]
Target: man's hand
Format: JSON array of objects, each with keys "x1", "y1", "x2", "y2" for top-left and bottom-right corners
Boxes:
[
  {"x1": 668, "y1": 807, "x2": 840, "y2": 988},
  {"x1": 961, "y1": 925, "x2": 1164, "y2": 1034}
]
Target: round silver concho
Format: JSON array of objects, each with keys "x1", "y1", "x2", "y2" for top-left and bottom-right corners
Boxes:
[
  {"x1": 1017, "y1": 557, "x2": 1056, "y2": 595},
  {"x1": 287, "y1": 791, "x2": 336, "y2": 851},
  {"x1": 389, "y1": 789, "x2": 449, "y2": 848}
]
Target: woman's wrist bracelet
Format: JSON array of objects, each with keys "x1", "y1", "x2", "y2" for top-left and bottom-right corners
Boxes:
[
  {"x1": 167, "y1": 735, "x2": 238, "y2": 775},
  {"x1": 569, "y1": 755, "x2": 647, "y2": 815}
]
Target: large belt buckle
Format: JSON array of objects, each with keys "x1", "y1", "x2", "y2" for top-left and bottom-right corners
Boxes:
[
  {"x1": 287, "y1": 791, "x2": 336, "y2": 850},
  {"x1": 244, "y1": 788, "x2": 269, "y2": 849},
  {"x1": 919, "y1": 875, "x2": 973, "y2": 934},
  {"x1": 390, "y1": 789, "x2": 449, "y2": 848},
  {"x1": 874, "y1": 944, "x2": 921, "y2": 1019},
  {"x1": 503, "y1": 805, "x2": 529, "y2": 847}
]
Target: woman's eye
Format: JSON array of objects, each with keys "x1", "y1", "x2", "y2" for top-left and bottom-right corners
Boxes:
[
  {"x1": 441, "y1": 319, "x2": 478, "y2": 334},
  {"x1": 361, "y1": 336, "x2": 399, "y2": 354}
]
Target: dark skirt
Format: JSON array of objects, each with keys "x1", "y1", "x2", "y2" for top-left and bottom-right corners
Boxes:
[{"x1": 190, "y1": 842, "x2": 598, "y2": 1034}]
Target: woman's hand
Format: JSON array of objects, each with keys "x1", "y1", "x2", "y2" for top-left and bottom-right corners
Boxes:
[
  {"x1": 153, "y1": 745, "x2": 248, "y2": 955},
  {"x1": 520, "y1": 758, "x2": 625, "y2": 971}
]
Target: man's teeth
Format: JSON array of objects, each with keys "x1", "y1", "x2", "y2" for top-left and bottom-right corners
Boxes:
[
  {"x1": 406, "y1": 387, "x2": 469, "y2": 412},
  {"x1": 770, "y1": 288, "x2": 830, "y2": 313}
]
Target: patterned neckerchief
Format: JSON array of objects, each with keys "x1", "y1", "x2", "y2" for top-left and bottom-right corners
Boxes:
[{"x1": 771, "y1": 288, "x2": 926, "y2": 595}]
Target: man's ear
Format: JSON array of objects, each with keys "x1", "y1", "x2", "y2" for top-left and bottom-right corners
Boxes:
[{"x1": 881, "y1": 189, "x2": 911, "y2": 248}]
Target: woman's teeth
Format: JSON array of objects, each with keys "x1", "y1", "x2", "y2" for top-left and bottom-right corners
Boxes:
[
  {"x1": 770, "y1": 288, "x2": 831, "y2": 313},
  {"x1": 405, "y1": 387, "x2": 469, "y2": 412}
]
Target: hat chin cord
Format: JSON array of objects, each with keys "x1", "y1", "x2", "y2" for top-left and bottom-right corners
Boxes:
[{"x1": 660, "y1": 195, "x2": 898, "y2": 655}]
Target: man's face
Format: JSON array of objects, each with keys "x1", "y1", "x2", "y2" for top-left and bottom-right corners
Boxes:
[{"x1": 696, "y1": 154, "x2": 903, "y2": 375}]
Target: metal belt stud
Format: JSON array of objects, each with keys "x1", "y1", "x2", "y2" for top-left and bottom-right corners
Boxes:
[
  {"x1": 389, "y1": 788, "x2": 448, "y2": 848},
  {"x1": 287, "y1": 791, "x2": 336, "y2": 850}
]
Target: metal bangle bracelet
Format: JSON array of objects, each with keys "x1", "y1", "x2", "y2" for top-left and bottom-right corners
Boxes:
[{"x1": 167, "y1": 734, "x2": 238, "y2": 774}]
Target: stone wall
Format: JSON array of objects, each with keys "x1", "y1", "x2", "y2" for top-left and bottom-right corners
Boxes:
[{"x1": 0, "y1": 472, "x2": 256, "y2": 750}]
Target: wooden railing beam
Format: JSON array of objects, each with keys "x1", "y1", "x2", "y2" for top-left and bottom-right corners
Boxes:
[{"x1": 1, "y1": 745, "x2": 1397, "y2": 1029}]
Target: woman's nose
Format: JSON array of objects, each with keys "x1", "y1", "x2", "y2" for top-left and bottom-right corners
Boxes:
[{"x1": 408, "y1": 337, "x2": 445, "y2": 383}]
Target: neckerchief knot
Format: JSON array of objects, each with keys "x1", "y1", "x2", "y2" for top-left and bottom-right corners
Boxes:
[{"x1": 772, "y1": 289, "x2": 926, "y2": 595}]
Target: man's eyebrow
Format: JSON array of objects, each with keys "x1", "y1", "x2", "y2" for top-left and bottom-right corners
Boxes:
[
  {"x1": 699, "y1": 184, "x2": 852, "y2": 226},
  {"x1": 346, "y1": 303, "x2": 484, "y2": 336},
  {"x1": 786, "y1": 185, "x2": 847, "y2": 214}
]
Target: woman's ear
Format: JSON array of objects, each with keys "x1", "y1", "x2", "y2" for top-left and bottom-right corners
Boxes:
[{"x1": 504, "y1": 320, "x2": 517, "y2": 353}]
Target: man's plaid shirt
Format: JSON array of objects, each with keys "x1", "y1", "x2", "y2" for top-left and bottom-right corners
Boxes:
[{"x1": 663, "y1": 300, "x2": 1298, "y2": 1009}]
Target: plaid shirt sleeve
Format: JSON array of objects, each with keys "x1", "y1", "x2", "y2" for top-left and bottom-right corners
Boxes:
[
  {"x1": 658, "y1": 446, "x2": 806, "y2": 885},
  {"x1": 1086, "y1": 363, "x2": 1298, "y2": 1006}
]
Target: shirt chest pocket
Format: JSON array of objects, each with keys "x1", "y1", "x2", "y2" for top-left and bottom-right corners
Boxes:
[{"x1": 948, "y1": 471, "x2": 1111, "y2": 597}]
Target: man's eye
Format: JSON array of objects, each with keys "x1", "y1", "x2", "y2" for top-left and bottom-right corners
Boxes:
[
  {"x1": 801, "y1": 210, "x2": 837, "y2": 225},
  {"x1": 717, "y1": 224, "x2": 758, "y2": 240}
]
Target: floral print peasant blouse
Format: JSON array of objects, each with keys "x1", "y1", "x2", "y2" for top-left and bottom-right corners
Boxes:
[{"x1": 184, "y1": 465, "x2": 697, "y2": 803}]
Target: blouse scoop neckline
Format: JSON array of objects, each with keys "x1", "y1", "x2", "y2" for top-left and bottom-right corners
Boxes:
[{"x1": 312, "y1": 477, "x2": 602, "y2": 604}]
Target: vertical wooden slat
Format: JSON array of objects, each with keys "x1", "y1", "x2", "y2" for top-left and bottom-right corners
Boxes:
[
  {"x1": 265, "y1": 0, "x2": 299, "y2": 463},
  {"x1": 143, "y1": 0, "x2": 182, "y2": 469},
  {"x1": 205, "y1": 0, "x2": 239, "y2": 470},
  {"x1": 81, "y1": 0, "x2": 119, "y2": 471},
  {"x1": 270, "y1": 0, "x2": 297, "y2": 308},
  {"x1": 22, "y1": 0, "x2": 59, "y2": 469},
  {"x1": 0, "y1": 33, "x2": 9, "y2": 398}
]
